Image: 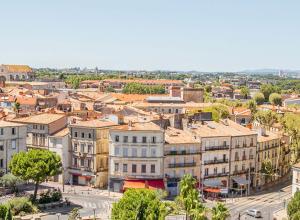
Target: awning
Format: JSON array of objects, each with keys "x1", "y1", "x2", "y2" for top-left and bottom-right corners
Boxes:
[
  {"x1": 123, "y1": 179, "x2": 165, "y2": 191},
  {"x1": 232, "y1": 177, "x2": 249, "y2": 185},
  {"x1": 204, "y1": 188, "x2": 220, "y2": 193},
  {"x1": 203, "y1": 179, "x2": 223, "y2": 187}
]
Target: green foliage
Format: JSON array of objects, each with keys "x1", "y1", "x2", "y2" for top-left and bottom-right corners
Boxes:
[
  {"x1": 254, "y1": 110, "x2": 278, "y2": 130},
  {"x1": 13, "y1": 102, "x2": 20, "y2": 113},
  {"x1": 260, "y1": 84, "x2": 280, "y2": 101},
  {"x1": 216, "y1": 98, "x2": 242, "y2": 107},
  {"x1": 203, "y1": 104, "x2": 229, "y2": 122},
  {"x1": 5, "y1": 207, "x2": 12, "y2": 220},
  {"x1": 240, "y1": 86, "x2": 250, "y2": 99},
  {"x1": 68, "y1": 208, "x2": 80, "y2": 220},
  {"x1": 176, "y1": 174, "x2": 208, "y2": 220},
  {"x1": 122, "y1": 82, "x2": 165, "y2": 94},
  {"x1": 253, "y1": 92, "x2": 265, "y2": 105},
  {"x1": 269, "y1": 93, "x2": 282, "y2": 106},
  {"x1": 281, "y1": 113, "x2": 300, "y2": 164},
  {"x1": 205, "y1": 85, "x2": 212, "y2": 93},
  {"x1": 212, "y1": 202, "x2": 230, "y2": 220},
  {"x1": 246, "y1": 100, "x2": 257, "y2": 121},
  {"x1": 288, "y1": 191, "x2": 300, "y2": 219},
  {"x1": 111, "y1": 189, "x2": 168, "y2": 220},
  {"x1": 9, "y1": 149, "x2": 62, "y2": 201},
  {"x1": 261, "y1": 159, "x2": 274, "y2": 177},
  {"x1": 0, "y1": 173, "x2": 23, "y2": 193},
  {"x1": 38, "y1": 189, "x2": 62, "y2": 204},
  {"x1": 0, "y1": 205, "x2": 8, "y2": 219},
  {"x1": 5, "y1": 197, "x2": 38, "y2": 216}
]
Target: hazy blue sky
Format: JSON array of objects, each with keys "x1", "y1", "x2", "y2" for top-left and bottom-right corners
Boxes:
[{"x1": 0, "y1": 0, "x2": 299, "y2": 71}]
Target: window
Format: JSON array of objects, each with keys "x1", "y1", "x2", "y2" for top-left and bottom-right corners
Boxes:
[
  {"x1": 74, "y1": 143, "x2": 78, "y2": 151},
  {"x1": 214, "y1": 167, "x2": 217, "y2": 174},
  {"x1": 11, "y1": 140, "x2": 16, "y2": 149},
  {"x1": 81, "y1": 133, "x2": 84, "y2": 138},
  {"x1": 141, "y1": 164, "x2": 146, "y2": 173},
  {"x1": 205, "y1": 168, "x2": 209, "y2": 176},
  {"x1": 12, "y1": 128, "x2": 15, "y2": 135},
  {"x1": 74, "y1": 158, "x2": 78, "y2": 166},
  {"x1": 168, "y1": 109, "x2": 172, "y2": 113},
  {"x1": 150, "y1": 148, "x2": 156, "y2": 157},
  {"x1": 40, "y1": 125, "x2": 45, "y2": 130},
  {"x1": 151, "y1": 164, "x2": 155, "y2": 173},
  {"x1": 0, "y1": 128, "x2": 3, "y2": 135},
  {"x1": 80, "y1": 144, "x2": 85, "y2": 152},
  {"x1": 74, "y1": 132, "x2": 78, "y2": 137},
  {"x1": 114, "y1": 163, "x2": 119, "y2": 172},
  {"x1": 151, "y1": 136, "x2": 156, "y2": 143},
  {"x1": 87, "y1": 159, "x2": 91, "y2": 168},
  {"x1": 142, "y1": 136, "x2": 147, "y2": 143},
  {"x1": 123, "y1": 164, "x2": 128, "y2": 172},
  {"x1": 235, "y1": 152, "x2": 239, "y2": 161},
  {"x1": 0, "y1": 159, "x2": 3, "y2": 168},
  {"x1": 88, "y1": 133, "x2": 92, "y2": 138},
  {"x1": 115, "y1": 147, "x2": 120, "y2": 156},
  {"x1": 123, "y1": 148, "x2": 128, "y2": 157},
  {"x1": 132, "y1": 164, "x2": 137, "y2": 173},
  {"x1": 115, "y1": 135, "x2": 119, "y2": 142},
  {"x1": 222, "y1": 167, "x2": 226, "y2": 174},
  {"x1": 123, "y1": 136, "x2": 128, "y2": 143},
  {"x1": 141, "y1": 148, "x2": 147, "y2": 157},
  {"x1": 33, "y1": 124, "x2": 38, "y2": 129},
  {"x1": 175, "y1": 109, "x2": 179, "y2": 114},
  {"x1": 132, "y1": 148, "x2": 137, "y2": 157},
  {"x1": 132, "y1": 136, "x2": 137, "y2": 143},
  {"x1": 88, "y1": 145, "x2": 92, "y2": 154},
  {"x1": 234, "y1": 165, "x2": 238, "y2": 172},
  {"x1": 242, "y1": 164, "x2": 245, "y2": 171},
  {"x1": 80, "y1": 159, "x2": 84, "y2": 166},
  {"x1": 0, "y1": 145, "x2": 3, "y2": 151}
]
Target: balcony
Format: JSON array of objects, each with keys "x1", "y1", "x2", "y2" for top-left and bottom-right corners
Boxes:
[
  {"x1": 168, "y1": 162, "x2": 196, "y2": 168},
  {"x1": 204, "y1": 159, "x2": 228, "y2": 165},
  {"x1": 165, "y1": 150, "x2": 201, "y2": 156},
  {"x1": 204, "y1": 172, "x2": 229, "y2": 178},
  {"x1": 205, "y1": 145, "x2": 229, "y2": 151}
]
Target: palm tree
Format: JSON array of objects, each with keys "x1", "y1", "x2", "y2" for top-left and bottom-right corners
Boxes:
[{"x1": 211, "y1": 202, "x2": 230, "y2": 220}]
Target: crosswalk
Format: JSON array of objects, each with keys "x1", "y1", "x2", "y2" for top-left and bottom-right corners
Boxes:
[{"x1": 81, "y1": 201, "x2": 111, "y2": 210}]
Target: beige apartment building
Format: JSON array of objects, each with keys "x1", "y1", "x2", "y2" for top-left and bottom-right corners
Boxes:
[
  {"x1": 255, "y1": 129, "x2": 284, "y2": 187},
  {"x1": 164, "y1": 127, "x2": 201, "y2": 196},
  {"x1": 0, "y1": 64, "x2": 34, "y2": 81},
  {"x1": 69, "y1": 119, "x2": 118, "y2": 188},
  {"x1": 11, "y1": 113, "x2": 67, "y2": 149},
  {"x1": 109, "y1": 121, "x2": 164, "y2": 192},
  {"x1": 0, "y1": 121, "x2": 27, "y2": 174}
]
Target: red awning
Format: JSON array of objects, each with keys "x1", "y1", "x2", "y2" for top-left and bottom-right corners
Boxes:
[
  {"x1": 204, "y1": 188, "x2": 221, "y2": 193},
  {"x1": 123, "y1": 179, "x2": 165, "y2": 191}
]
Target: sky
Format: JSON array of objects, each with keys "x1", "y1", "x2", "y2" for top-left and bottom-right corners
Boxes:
[{"x1": 0, "y1": 0, "x2": 299, "y2": 72}]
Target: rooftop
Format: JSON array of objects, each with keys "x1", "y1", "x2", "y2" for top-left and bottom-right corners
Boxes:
[
  {"x1": 293, "y1": 162, "x2": 300, "y2": 169},
  {"x1": 165, "y1": 127, "x2": 199, "y2": 144},
  {"x1": 51, "y1": 127, "x2": 69, "y2": 137},
  {"x1": 0, "y1": 120, "x2": 25, "y2": 127},
  {"x1": 1, "y1": 65, "x2": 33, "y2": 73},
  {"x1": 111, "y1": 121, "x2": 161, "y2": 131},
  {"x1": 257, "y1": 130, "x2": 281, "y2": 142},
  {"x1": 70, "y1": 119, "x2": 118, "y2": 128},
  {"x1": 11, "y1": 113, "x2": 66, "y2": 124}
]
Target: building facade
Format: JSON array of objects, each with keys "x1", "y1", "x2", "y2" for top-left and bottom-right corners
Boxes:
[
  {"x1": 0, "y1": 64, "x2": 34, "y2": 81},
  {"x1": 0, "y1": 121, "x2": 27, "y2": 175},
  {"x1": 69, "y1": 119, "x2": 118, "y2": 188},
  {"x1": 109, "y1": 121, "x2": 164, "y2": 192},
  {"x1": 292, "y1": 163, "x2": 300, "y2": 195}
]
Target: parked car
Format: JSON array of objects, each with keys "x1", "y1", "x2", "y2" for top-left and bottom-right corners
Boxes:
[{"x1": 246, "y1": 209, "x2": 262, "y2": 218}]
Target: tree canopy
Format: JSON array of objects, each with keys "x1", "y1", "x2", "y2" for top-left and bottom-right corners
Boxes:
[
  {"x1": 203, "y1": 105, "x2": 229, "y2": 122},
  {"x1": 254, "y1": 110, "x2": 278, "y2": 130},
  {"x1": 260, "y1": 84, "x2": 280, "y2": 101},
  {"x1": 288, "y1": 191, "x2": 300, "y2": 219},
  {"x1": 9, "y1": 149, "x2": 62, "y2": 200},
  {"x1": 122, "y1": 82, "x2": 165, "y2": 94},
  {"x1": 253, "y1": 92, "x2": 265, "y2": 105},
  {"x1": 240, "y1": 86, "x2": 250, "y2": 99},
  {"x1": 269, "y1": 93, "x2": 282, "y2": 106}
]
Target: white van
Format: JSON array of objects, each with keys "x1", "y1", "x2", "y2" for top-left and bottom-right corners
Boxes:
[{"x1": 246, "y1": 209, "x2": 262, "y2": 218}]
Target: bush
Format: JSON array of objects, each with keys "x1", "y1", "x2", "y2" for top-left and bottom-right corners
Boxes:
[
  {"x1": 0, "y1": 204, "x2": 8, "y2": 219},
  {"x1": 6, "y1": 197, "x2": 38, "y2": 216},
  {"x1": 38, "y1": 189, "x2": 62, "y2": 204}
]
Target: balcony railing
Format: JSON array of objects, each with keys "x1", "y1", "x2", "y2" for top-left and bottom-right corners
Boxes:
[
  {"x1": 205, "y1": 145, "x2": 229, "y2": 151},
  {"x1": 204, "y1": 172, "x2": 229, "y2": 178},
  {"x1": 168, "y1": 162, "x2": 196, "y2": 168},
  {"x1": 165, "y1": 150, "x2": 201, "y2": 156},
  {"x1": 204, "y1": 159, "x2": 228, "y2": 165}
]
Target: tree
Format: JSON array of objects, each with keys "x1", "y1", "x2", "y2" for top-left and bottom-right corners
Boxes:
[
  {"x1": 281, "y1": 113, "x2": 300, "y2": 164},
  {"x1": 254, "y1": 110, "x2": 278, "y2": 130},
  {"x1": 203, "y1": 105, "x2": 229, "y2": 122},
  {"x1": 212, "y1": 202, "x2": 230, "y2": 220},
  {"x1": 240, "y1": 86, "x2": 250, "y2": 99},
  {"x1": 260, "y1": 84, "x2": 280, "y2": 101},
  {"x1": 68, "y1": 208, "x2": 80, "y2": 220},
  {"x1": 288, "y1": 191, "x2": 300, "y2": 219},
  {"x1": 13, "y1": 102, "x2": 20, "y2": 113},
  {"x1": 0, "y1": 173, "x2": 23, "y2": 193},
  {"x1": 111, "y1": 189, "x2": 168, "y2": 220},
  {"x1": 246, "y1": 100, "x2": 257, "y2": 122},
  {"x1": 4, "y1": 207, "x2": 12, "y2": 220},
  {"x1": 177, "y1": 174, "x2": 208, "y2": 220},
  {"x1": 253, "y1": 92, "x2": 265, "y2": 105},
  {"x1": 269, "y1": 93, "x2": 282, "y2": 106},
  {"x1": 261, "y1": 159, "x2": 274, "y2": 182},
  {"x1": 9, "y1": 149, "x2": 62, "y2": 201}
]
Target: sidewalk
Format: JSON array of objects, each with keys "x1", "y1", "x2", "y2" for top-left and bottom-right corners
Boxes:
[{"x1": 40, "y1": 182, "x2": 123, "y2": 199}]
